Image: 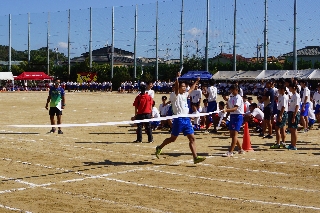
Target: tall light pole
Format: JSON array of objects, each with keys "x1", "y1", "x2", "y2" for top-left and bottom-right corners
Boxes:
[
  {"x1": 47, "y1": 12, "x2": 50, "y2": 75},
  {"x1": 68, "y1": 9, "x2": 71, "y2": 77},
  {"x1": 263, "y1": 0, "x2": 268, "y2": 70},
  {"x1": 111, "y1": 6, "x2": 115, "y2": 79},
  {"x1": 293, "y1": 0, "x2": 297, "y2": 70},
  {"x1": 233, "y1": 0, "x2": 237, "y2": 71},
  {"x1": 155, "y1": 1, "x2": 159, "y2": 80},
  {"x1": 134, "y1": 5, "x2": 138, "y2": 79},
  {"x1": 8, "y1": 14, "x2": 11, "y2": 72},
  {"x1": 89, "y1": 7, "x2": 93, "y2": 69},
  {"x1": 205, "y1": 0, "x2": 209, "y2": 71},
  {"x1": 180, "y1": 0, "x2": 184, "y2": 70}
]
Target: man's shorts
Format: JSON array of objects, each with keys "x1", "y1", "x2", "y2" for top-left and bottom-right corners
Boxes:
[
  {"x1": 308, "y1": 119, "x2": 315, "y2": 128},
  {"x1": 315, "y1": 104, "x2": 320, "y2": 114},
  {"x1": 49, "y1": 107, "x2": 62, "y2": 116},
  {"x1": 229, "y1": 114, "x2": 243, "y2": 132},
  {"x1": 171, "y1": 117, "x2": 194, "y2": 136},
  {"x1": 300, "y1": 102, "x2": 309, "y2": 117},
  {"x1": 263, "y1": 107, "x2": 273, "y2": 121},
  {"x1": 288, "y1": 111, "x2": 300, "y2": 129},
  {"x1": 207, "y1": 101, "x2": 217, "y2": 113},
  {"x1": 276, "y1": 110, "x2": 288, "y2": 128}
]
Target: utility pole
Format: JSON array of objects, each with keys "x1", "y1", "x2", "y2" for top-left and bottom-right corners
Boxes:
[
  {"x1": 293, "y1": 0, "x2": 297, "y2": 70},
  {"x1": 233, "y1": 0, "x2": 237, "y2": 71},
  {"x1": 205, "y1": 0, "x2": 209, "y2": 71},
  {"x1": 180, "y1": 0, "x2": 184, "y2": 70},
  {"x1": 263, "y1": 0, "x2": 268, "y2": 70}
]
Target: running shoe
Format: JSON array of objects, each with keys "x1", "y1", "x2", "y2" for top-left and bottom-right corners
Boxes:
[
  {"x1": 155, "y1": 146, "x2": 162, "y2": 159},
  {"x1": 270, "y1": 143, "x2": 281, "y2": 149},
  {"x1": 280, "y1": 142, "x2": 286, "y2": 148},
  {"x1": 49, "y1": 128, "x2": 56, "y2": 133},
  {"x1": 194, "y1": 156, "x2": 206, "y2": 164},
  {"x1": 133, "y1": 140, "x2": 142, "y2": 143},
  {"x1": 238, "y1": 149, "x2": 245, "y2": 154},
  {"x1": 285, "y1": 144, "x2": 297, "y2": 150},
  {"x1": 263, "y1": 134, "x2": 273, "y2": 139},
  {"x1": 58, "y1": 129, "x2": 63, "y2": 134},
  {"x1": 222, "y1": 151, "x2": 234, "y2": 157}
]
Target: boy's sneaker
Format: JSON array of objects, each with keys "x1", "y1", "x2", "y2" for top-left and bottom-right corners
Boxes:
[
  {"x1": 222, "y1": 151, "x2": 233, "y2": 157},
  {"x1": 148, "y1": 140, "x2": 154, "y2": 143},
  {"x1": 280, "y1": 142, "x2": 286, "y2": 148},
  {"x1": 155, "y1": 146, "x2": 162, "y2": 159},
  {"x1": 194, "y1": 156, "x2": 206, "y2": 164},
  {"x1": 238, "y1": 149, "x2": 245, "y2": 154},
  {"x1": 270, "y1": 143, "x2": 281, "y2": 149},
  {"x1": 285, "y1": 144, "x2": 297, "y2": 150},
  {"x1": 58, "y1": 130, "x2": 63, "y2": 134},
  {"x1": 263, "y1": 134, "x2": 273, "y2": 139},
  {"x1": 133, "y1": 140, "x2": 142, "y2": 143},
  {"x1": 49, "y1": 128, "x2": 56, "y2": 133},
  {"x1": 258, "y1": 132, "x2": 264, "y2": 137}
]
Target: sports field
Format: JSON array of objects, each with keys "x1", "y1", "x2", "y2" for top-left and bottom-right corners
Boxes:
[{"x1": 0, "y1": 91, "x2": 319, "y2": 213}]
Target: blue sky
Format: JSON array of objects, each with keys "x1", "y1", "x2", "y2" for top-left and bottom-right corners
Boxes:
[{"x1": 0, "y1": 0, "x2": 319, "y2": 59}]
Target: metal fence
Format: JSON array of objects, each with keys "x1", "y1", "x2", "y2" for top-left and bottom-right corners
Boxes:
[{"x1": 1, "y1": 0, "x2": 319, "y2": 79}]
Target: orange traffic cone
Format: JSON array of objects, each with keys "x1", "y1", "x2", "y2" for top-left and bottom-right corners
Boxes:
[{"x1": 242, "y1": 122, "x2": 254, "y2": 151}]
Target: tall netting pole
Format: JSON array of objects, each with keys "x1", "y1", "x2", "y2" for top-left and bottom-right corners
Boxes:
[
  {"x1": 28, "y1": 13, "x2": 30, "y2": 63},
  {"x1": 111, "y1": 6, "x2": 115, "y2": 79},
  {"x1": 47, "y1": 12, "x2": 50, "y2": 75},
  {"x1": 68, "y1": 9, "x2": 71, "y2": 77},
  {"x1": 263, "y1": 0, "x2": 268, "y2": 71},
  {"x1": 155, "y1": 1, "x2": 159, "y2": 80},
  {"x1": 233, "y1": 0, "x2": 237, "y2": 71},
  {"x1": 205, "y1": 0, "x2": 209, "y2": 72},
  {"x1": 8, "y1": 14, "x2": 11, "y2": 72},
  {"x1": 134, "y1": 5, "x2": 138, "y2": 79},
  {"x1": 293, "y1": 0, "x2": 297, "y2": 70},
  {"x1": 180, "y1": 0, "x2": 184, "y2": 70},
  {"x1": 89, "y1": 7, "x2": 93, "y2": 70}
]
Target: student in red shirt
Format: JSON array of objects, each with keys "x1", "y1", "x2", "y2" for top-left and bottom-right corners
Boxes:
[{"x1": 133, "y1": 84, "x2": 153, "y2": 143}]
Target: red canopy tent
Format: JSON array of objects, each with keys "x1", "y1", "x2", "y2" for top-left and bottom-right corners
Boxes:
[{"x1": 14, "y1": 72, "x2": 53, "y2": 81}]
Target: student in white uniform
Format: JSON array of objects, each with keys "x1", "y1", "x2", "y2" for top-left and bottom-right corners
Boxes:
[
  {"x1": 313, "y1": 84, "x2": 320, "y2": 128},
  {"x1": 221, "y1": 84, "x2": 244, "y2": 157},
  {"x1": 155, "y1": 72, "x2": 206, "y2": 164},
  {"x1": 299, "y1": 80, "x2": 310, "y2": 133},
  {"x1": 286, "y1": 83, "x2": 301, "y2": 150},
  {"x1": 270, "y1": 86, "x2": 289, "y2": 149}
]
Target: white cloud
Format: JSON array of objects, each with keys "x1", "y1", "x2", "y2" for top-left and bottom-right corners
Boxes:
[
  {"x1": 187, "y1": 27, "x2": 203, "y2": 37},
  {"x1": 57, "y1": 42, "x2": 68, "y2": 49}
]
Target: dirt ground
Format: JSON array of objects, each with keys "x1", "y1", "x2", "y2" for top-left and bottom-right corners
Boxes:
[{"x1": 0, "y1": 91, "x2": 319, "y2": 213}]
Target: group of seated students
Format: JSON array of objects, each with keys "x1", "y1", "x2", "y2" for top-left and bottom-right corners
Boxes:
[{"x1": 149, "y1": 79, "x2": 320, "y2": 150}]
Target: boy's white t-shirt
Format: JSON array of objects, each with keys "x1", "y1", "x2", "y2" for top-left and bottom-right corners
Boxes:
[
  {"x1": 172, "y1": 92, "x2": 189, "y2": 115},
  {"x1": 258, "y1": 102, "x2": 264, "y2": 111},
  {"x1": 207, "y1": 86, "x2": 217, "y2": 102},
  {"x1": 228, "y1": 94, "x2": 244, "y2": 114},
  {"x1": 277, "y1": 94, "x2": 289, "y2": 112},
  {"x1": 159, "y1": 104, "x2": 169, "y2": 116},
  {"x1": 251, "y1": 108, "x2": 264, "y2": 121},
  {"x1": 313, "y1": 91, "x2": 320, "y2": 106},
  {"x1": 146, "y1": 89, "x2": 155, "y2": 99},
  {"x1": 190, "y1": 89, "x2": 202, "y2": 103},
  {"x1": 288, "y1": 93, "x2": 301, "y2": 112},
  {"x1": 152, "y1": 107, "x2": 160, "y2": 118},
  {"x1": 302, "y1": 87, "x2": 310, "y2": 103},
  {"x1": 308, "y1": 102, "x2": 316, "y2": 120}
]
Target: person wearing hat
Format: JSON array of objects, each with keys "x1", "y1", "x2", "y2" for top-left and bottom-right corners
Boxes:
[{"x1": 132, "y1": 84, "x2": 153, "y2": 143}]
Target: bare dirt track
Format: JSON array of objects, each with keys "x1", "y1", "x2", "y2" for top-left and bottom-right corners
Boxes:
[{"x1": 0, "y1": 91, "x2": 319, "y2": 213}]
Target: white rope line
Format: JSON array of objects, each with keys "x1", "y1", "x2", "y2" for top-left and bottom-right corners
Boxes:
[{"x1": 9, "y1": 111, "x2": 221, "y2": 128}]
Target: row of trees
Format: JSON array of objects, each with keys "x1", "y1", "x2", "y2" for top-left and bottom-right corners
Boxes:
[{"x1": 0, "y1": 45, "x2": 319, "y2": 88}]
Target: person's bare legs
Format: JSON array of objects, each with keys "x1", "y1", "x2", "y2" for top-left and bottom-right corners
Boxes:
[
  {"x1": 187, "y1": 134, "x2": 197, "y2": 159},
  {"x1": 159, "y1": 135, "x2": 178, "y2": 149},
  {"x1": 57, "y1": 115, "x2": 62, "y2": 131},
  {"x1": 275, "y1": 126, "x2": 280, "y2": 144},
  {"x1": 290, "y1": 128, "x2": 297, "y2": 147},
  {"x1": 229, "y1": 130, "x2": 238, "y2": 152},
  {"x1": 280, "y1": 127, "x2": 286, "y2": 143}
]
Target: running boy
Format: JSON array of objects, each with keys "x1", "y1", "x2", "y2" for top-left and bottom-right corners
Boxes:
[{"x1": 155, "y1": 72, "x2": 206, "y2": 164}]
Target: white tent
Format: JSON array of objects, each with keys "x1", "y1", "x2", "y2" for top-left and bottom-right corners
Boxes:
[
  {"x1": 0, "y1": 72, "x2": 14, "y2": 80},
  {"x1": 255, "y1": 70, "x2": 288, "y2": 79},
  {"x1": 212, "y1": 71, "x2": 238, "y2": 80},
  {"x1": 232, "y1": 71, "x2": 262, "y2": 80},
  {"x1": 308, "y1": 69, "x2": 320, "y2": 80},
  {"x1": 281, "y1": 69, "x2": 315, "y2": 79}
]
